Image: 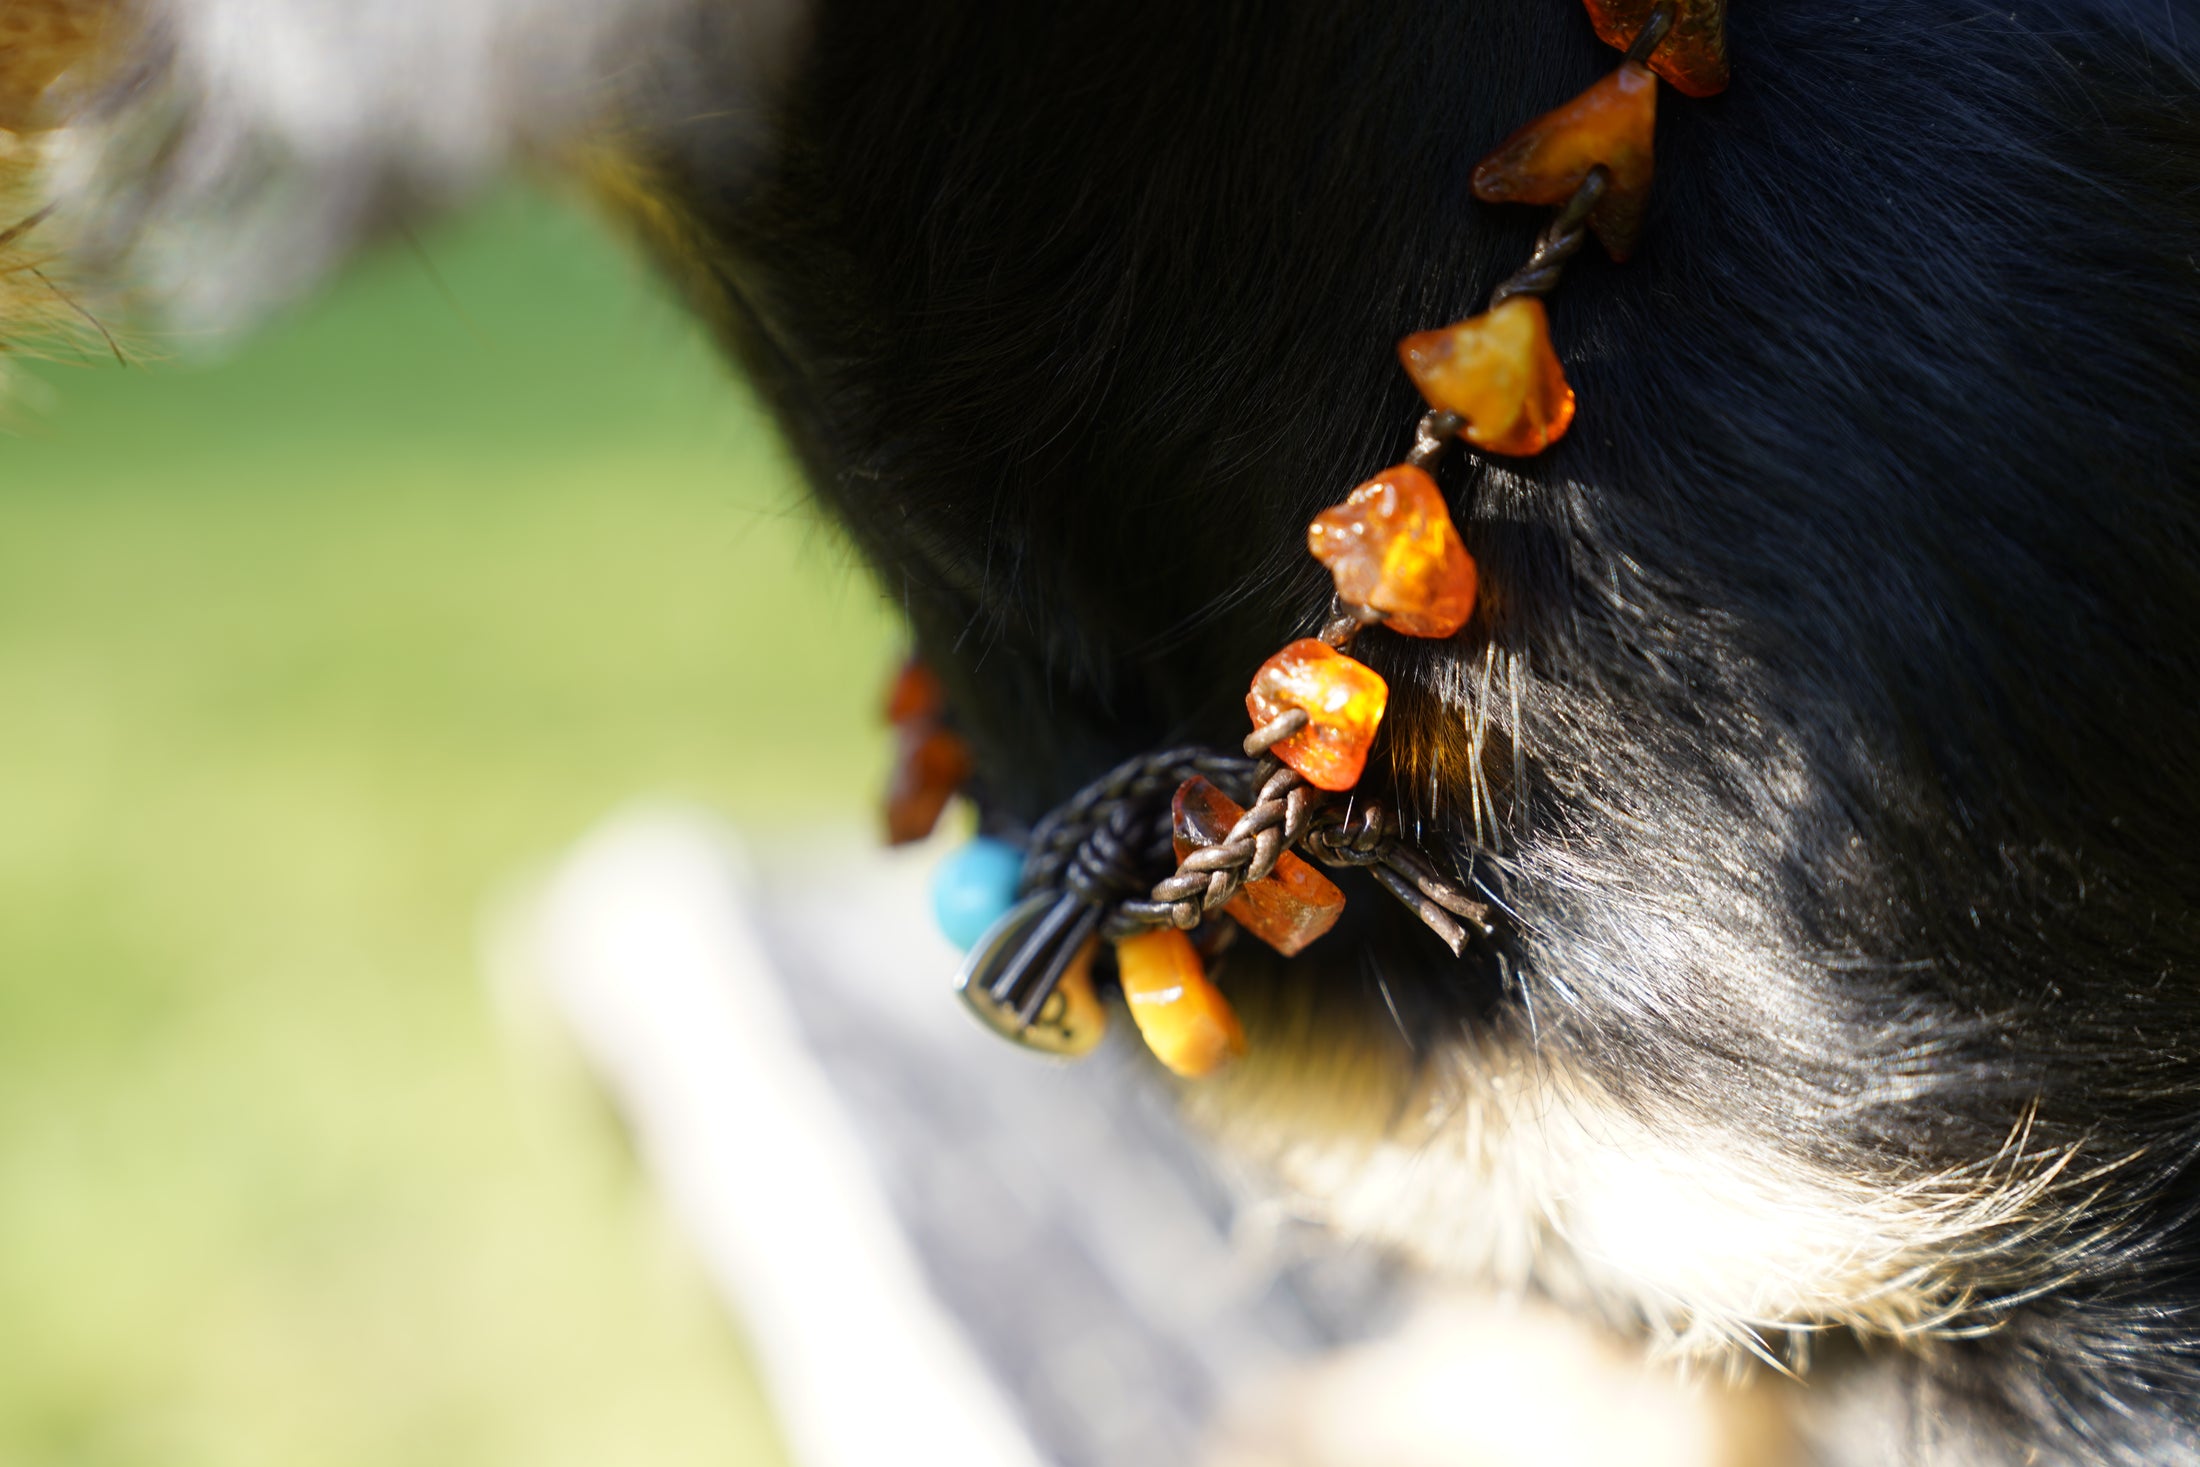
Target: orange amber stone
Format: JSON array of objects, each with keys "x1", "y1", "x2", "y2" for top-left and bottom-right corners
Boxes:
[
  {"x1": 1115, "y1": 927, "x2": 1246, "y2": 1078},
  {"x1": 1172, "y1": 776, "x2": 1345, "y2": 957},
  {"x1": 1583, "y1": 0, "x2": 1729, "y2": 98},
  {"x1": 884, "y1": 657, "x2": 946, "y2": 726},
  {"x1": 1398, "y1": 298, "x2": 1576, "y2": 457},
  {"x1": 884, "y1": 723, "x2": 972, "y2": 845},
  {"x1": 1472, "y1": 62, "x2": 1657, "y2": 262},
  {"x1": 1307, "y1": 466, "x2": 1479, "y2": 639},
  {"x1": 1245, "y1": 639, "x2": 1388, "y2": 792}
]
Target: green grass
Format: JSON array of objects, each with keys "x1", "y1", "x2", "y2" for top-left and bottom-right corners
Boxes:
[{"x1": 0, "y1": 189, "x2": 897, "y2": 1466}]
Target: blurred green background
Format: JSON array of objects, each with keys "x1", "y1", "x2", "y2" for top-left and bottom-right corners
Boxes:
[{"x1": 0, "y1": 188, "x2": 899, "y2": 1466}]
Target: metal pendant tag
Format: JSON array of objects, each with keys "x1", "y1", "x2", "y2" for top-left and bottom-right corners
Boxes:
[{"x1": 954, "y1": 891, "x2": 1107, "y2": 1058}]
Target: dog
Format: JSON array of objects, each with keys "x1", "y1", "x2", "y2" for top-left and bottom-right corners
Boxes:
[{"x1": 12, "y1": 1, "x2": 2200, "y2": 1460}]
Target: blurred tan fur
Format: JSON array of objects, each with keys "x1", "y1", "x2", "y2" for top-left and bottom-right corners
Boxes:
[
  {"x1": 0, "y1": 0, "x2": 118, "y2": 368},
  {"x1": 0, "y1": 0, "x2": 105, "y2": 130}
]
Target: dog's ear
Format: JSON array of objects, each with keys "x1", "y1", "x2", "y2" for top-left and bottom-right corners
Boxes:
[{"x1": 1, "y1": 0, "x2": 806, "y2": 346}]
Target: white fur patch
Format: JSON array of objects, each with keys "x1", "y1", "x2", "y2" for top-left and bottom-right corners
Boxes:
[
  {"x1": 1199, "y1": 1032, "x2": 2093, "y2": 1366},
  {"x1": 1208, "y1": 1292, "x2": 1800, "y2": 1467}
]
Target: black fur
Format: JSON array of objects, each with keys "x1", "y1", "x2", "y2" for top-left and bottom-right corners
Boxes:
[{"x1": 630, "y1": 3, "x2": 2200, "y2": 1459}]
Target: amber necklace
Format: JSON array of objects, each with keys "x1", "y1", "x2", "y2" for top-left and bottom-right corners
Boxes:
[{"x1": 885, "y1": 0, "x2": 1727, "y2": 1077}]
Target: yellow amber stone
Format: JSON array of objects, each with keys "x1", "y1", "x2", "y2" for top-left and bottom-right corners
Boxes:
[
  {"x1": 1172, "y1": 776, "x2": 1345, "y2": 956},
  {"x1": 1245, "y1": 638, "x2": 1388, "y2": 792},
  {"x1": 1115, "y1": 927, "x2": 1246, "y2": 1078},
  {"x1": 1397, "y1": 297, "x2": 1576, "y2": 457},
  {"x1": 1583, "y1": 0, "x2": 1729, "y2": 98},
  {"x1": 1307, "y1": 465, "x2": 1479, "y2": 639},
  {"x1": 1472, "y1": 61, "x2": 1658, "y2": 263}
]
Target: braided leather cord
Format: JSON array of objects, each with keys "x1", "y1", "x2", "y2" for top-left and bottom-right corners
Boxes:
[{"x1": 1010, "y1": 700, "x2": 1492, "y2": 956}]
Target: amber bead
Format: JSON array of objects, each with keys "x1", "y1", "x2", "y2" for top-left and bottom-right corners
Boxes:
[
  {"x1": 1115, "y1": 927, "x2": 1246, "y2": 1078},
  {"x1": 1583, "y1": 0, "x2": 1729, "y2": 98},
  {"x1": 1307, "y1": 466, "x2": 1479, "y2": 639},
  {"x1": 1397, "y1": 298, "x2": 1576, "y2": 458},
  {"x1": 1172, "y1": 776, "x2": 1345, "y2": 957},
  {"x1": 885, "y1": 723, "x2": 972, "y2": 845},
  {"x1": 884, "y1": 657, "x2": 946, "y2": 726},
  {"x1": 1246, "y1": 639, "x2": 1388, "y2": 792},
  {"x1": 1472, "y1": 62, "x2": 1657, "y2": 262}
]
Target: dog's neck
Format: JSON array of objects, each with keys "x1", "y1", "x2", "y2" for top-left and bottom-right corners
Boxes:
[{"x1": 24, "y1": 3, "x2": 2200, "y2": 1461}]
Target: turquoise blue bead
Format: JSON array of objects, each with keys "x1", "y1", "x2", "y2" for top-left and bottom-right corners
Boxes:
[{"x1": 932, "y1": 837, "x2": 1026, "y2": 951}]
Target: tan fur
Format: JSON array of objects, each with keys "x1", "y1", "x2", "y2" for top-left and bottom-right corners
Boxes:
[
  {"x1": 571, "y1": 142, "x2": 741, "y2": 330},
  {"x1": 1190, "y1": 1002, "x2": 2113, "y2": 1373},
  {"x1": 1, "y1": 0, "x2": 123, "y2": 370},
  {"x1": 2, "y1": 133, "x2": 73, "y2": 359},
  {"x1": 0, "y1": 0, "x2": 107, "y2": 130}
]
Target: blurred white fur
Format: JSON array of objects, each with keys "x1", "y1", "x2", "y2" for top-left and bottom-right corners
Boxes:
[{"x1": 42, "y1": 0, "x2": 807, "y2": 334}]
